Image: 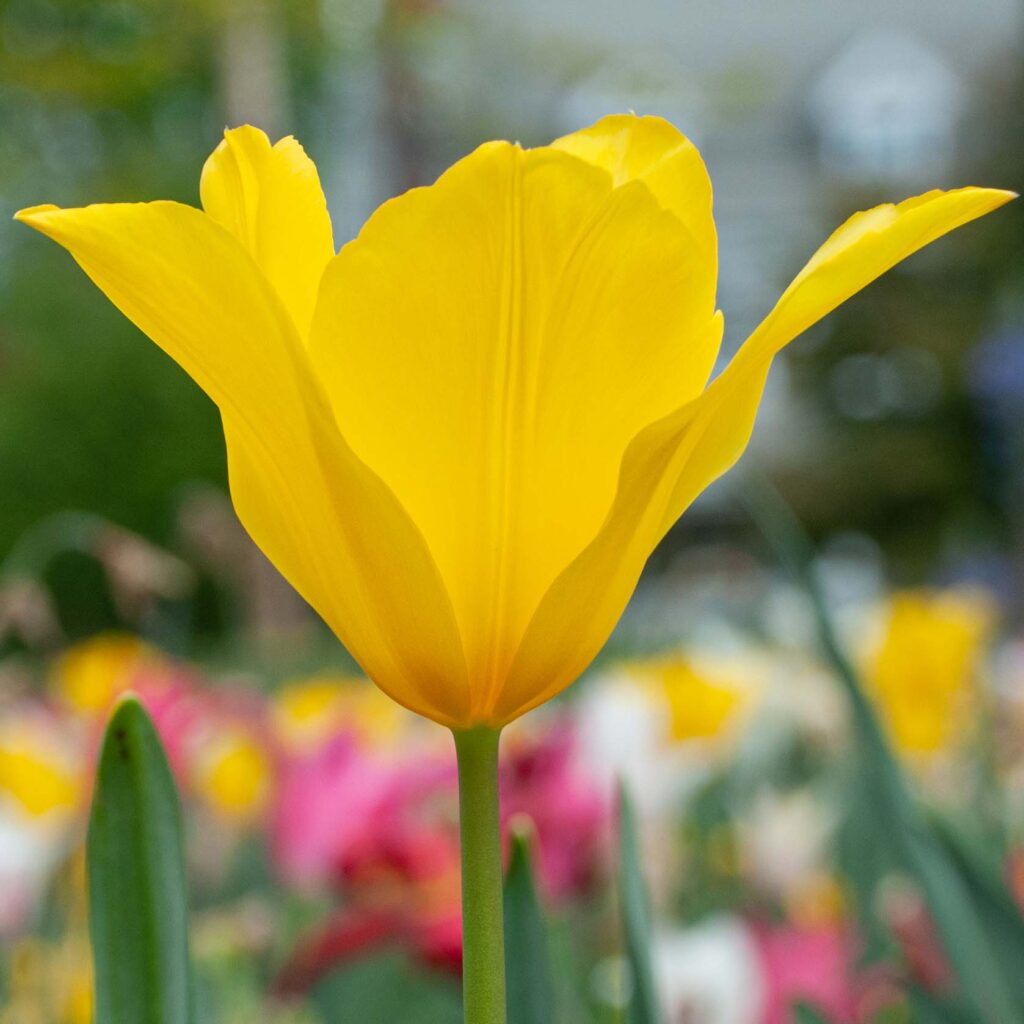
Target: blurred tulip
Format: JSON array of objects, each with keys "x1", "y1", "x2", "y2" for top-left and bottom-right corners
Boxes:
[
  {"x1": 625, "y1": 654, "x2": 754, "y2": 743},
  {"x1": 866, "y1": 588, "x2": 995, "y2": 755},
  {"x1": 190, "y1": 726, "x2": 272, "y2": 824},
  {"x1": 750, "y1": 921, "x2": 860, "y2": 1024},
  {"x1": 655, "y1": 917, "x2": 861, "y2": 1024},
  {"x1": 499, "y1": 723, "x2": 608, "y2": 899},
  {"x1": 51, "y1": 632, "x2": 156, "y2": 715},
  {"x1": 273, "y1": 718, "x2": 605, "y2": 983},
  {"x1": 271, "y1": 673, "x2": 412, "y2": 754},
  {"x1": 0, "y1": 707, "x2": 84, "y2": 935},
  {"x1": 53, "y1": 635, "x2": 277, "y2": 831},
  {"x1": 0, "y1": 707, "x2": 81, "y2": 819}
]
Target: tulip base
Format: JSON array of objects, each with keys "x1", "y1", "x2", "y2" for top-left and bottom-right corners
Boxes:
[{"x1": 453, "y1": 726, "x2": 506, "y2": 1024}]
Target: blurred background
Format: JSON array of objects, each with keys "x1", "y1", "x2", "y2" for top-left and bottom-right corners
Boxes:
[{"x1": 1, "y1": 1, "x2": 1024, "y2": 1022}]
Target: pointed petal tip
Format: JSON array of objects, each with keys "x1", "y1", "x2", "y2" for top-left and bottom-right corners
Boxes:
[
  {"x1": 954, "y1": 185, "x2": 1017, "y2": 214},
  {"x1": 965, "y1": 185, "x2": 1017, "y2": 207},
  {"x1": 585, "y1": 110, "x2": 678, "y2": 133},
  {"x1": 222, "y1": 124, "x2": 272, "y2": 146},
  {"x1": 14, "y1": 203, "x2": 60, "y2": 225}
]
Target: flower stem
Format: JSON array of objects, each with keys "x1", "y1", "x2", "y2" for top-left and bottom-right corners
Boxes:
[{"x1": 453, "y1": 726, "x2": 506, "y2": 1024}]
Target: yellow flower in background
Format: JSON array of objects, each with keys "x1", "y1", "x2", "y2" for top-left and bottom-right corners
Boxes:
[
  {"x1": 625, "y1": 655, "x2": 750, "y2": 742},
  {"x1": 785, "y1": 872, "x2": 848, "y2": 930},
  {"x1": 867, "y1": 588, "x2": 996, "y2": 755},
  {"x1": 1, "y1": 854, "x2": 93, "y2": 1024},
  {"x1": 271, "y1": 676, "x2": 350, "y2": 751},
  {"x1": 17, "y1": 116, "x2": 1012, "y2": 729},
  {"x1": 0, "y1": 715, "x2": 81, "y2": 818},
  {"x1": 271, "y1": 674, "x2": 409, "y2": 752},
  {"x1": 52, "y1": 632, "x2": 153, "y2": 714},
  {"x1": 191, "y1": 727, "x2": 271, "y2": 823}
]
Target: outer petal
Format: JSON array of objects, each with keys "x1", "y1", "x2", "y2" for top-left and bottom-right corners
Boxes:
[
  {"x1": 310, "y1": 140, "x2": 720, "y2": 719},
  {"x1": 200, "y1": 126, "x2": 334, "y2": 339},
  {"x1": 552, "y1": 113, "x2": 716, "y2": 315},
  {"x1": 15, "y1": 201, "x2": 469, "y2": 726},
  {"x1": 494, "y1": 186, "x2": 1015, "y2": 724}
]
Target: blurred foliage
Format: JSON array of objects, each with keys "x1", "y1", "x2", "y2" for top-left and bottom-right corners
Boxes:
[
  {"x1": 785, "y1": 50, "x2": 1024, "y2": 593},
  {"x1": 0, "y1": 0, "x2": 332, "y2": 557}
]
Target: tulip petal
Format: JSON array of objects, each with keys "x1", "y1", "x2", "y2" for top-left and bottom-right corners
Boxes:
[
  {"x1": 552, "y1": 113, "x2": 716, "y2": 314},
  {"x1": 15, "y1": 201, "x2": 469, "y2": 726},
  {"x1": 310, "y1": 140, "x2": 720, "y2": 717},
  {"x1": 495, "y1": 185, "x2": 1014, "y2": 724},
  {"x1": 743, "y1": 186, "x2": 1017, "y2": 367},
  {"x1": 200, "y1": 126, "x2": 335, "y2": 339}
]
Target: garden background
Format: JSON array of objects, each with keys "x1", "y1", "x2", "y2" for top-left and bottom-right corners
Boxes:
[{"x1": 2, "y1": 2, "x2": 1024, "y2": 1022}]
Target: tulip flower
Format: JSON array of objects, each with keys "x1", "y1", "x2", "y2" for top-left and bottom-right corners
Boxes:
[
  {"x1": 17, "y1": 114, "x2": 1012, "y2": 1023},
  {"x1": 866, "y1": 588, "x2": 995, "y2": 756}
]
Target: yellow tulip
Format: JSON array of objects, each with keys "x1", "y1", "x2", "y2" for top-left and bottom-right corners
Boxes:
[
  {"x1": 623, "y1": 655, "x2": 750, "y2": 743},
  {"x1": 271, "y1": 672, "x2": 411, "y2": 750},
  {"x1": 191, "y1": 728, "x2": 271, "y2": 823},
  {"x1": 0, "y1": 713, "x2": 81, "y2": 818},
  {"x1": 16, "y1": 116, "x2": 1013, "y2": 730},
  {"x1": 866, "y1": 588, "x2": 995, "y2": 755},
  {"x1": 51, "y1": 632, "x2": 154, "y2": 714}
]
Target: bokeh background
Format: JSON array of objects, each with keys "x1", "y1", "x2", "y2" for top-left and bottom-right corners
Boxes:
[{"x1": 1, "y1": 2, "x2": 1024, "y2": 1022}]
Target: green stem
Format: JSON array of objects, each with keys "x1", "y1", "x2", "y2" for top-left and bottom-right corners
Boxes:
[{"x1": 454, "y1": 727, "x2": 506, "y2": 1024}]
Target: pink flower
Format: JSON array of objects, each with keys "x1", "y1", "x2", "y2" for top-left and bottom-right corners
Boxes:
[
  {"x1": 500, "y1": 723, "x2": 608, "y2": 901},
  {"x1": 272, "y1": 719, "x2": 607, "y2": 987},
  {"x1": 272, "y1": 732, "x2": 456, "y2": 887},
  {"x1": 750, "y1": 921, "x2": 861, "y2": 1024}
]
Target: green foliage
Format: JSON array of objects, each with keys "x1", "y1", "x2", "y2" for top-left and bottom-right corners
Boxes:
[
  {"x1": 504, "y1": 824, "x2": 555, "y2": 1024},
  {"x1": 793, "y1": 1003, "x2": 831, "y2": 1024},
  {"x1": 0, "y1": 251, "x2": 226, "y2": 556},
  {"x1": 311, "y1": 953, "x2": 461, "y2": 1024},
  {"x1": 617, "y1": 783, "x2": 660, "y2": 1024},
  {"x1": 87, "y1": 695, "x2": 195, "y2": 1024}
]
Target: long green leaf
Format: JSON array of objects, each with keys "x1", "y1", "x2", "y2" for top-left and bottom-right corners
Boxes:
[
  {"x1": 618, "y1": 782, "x2": 660, "y2": 1024},
  {"x1": 503, "y1": 822, "x2": 555, "y2": 1024},
  {"x1": 907, "y1": 984, "x2": 981, "y2": 1024},
  {"x1": 88, "y1": 695, "x2": 194, "y2": 1024}
]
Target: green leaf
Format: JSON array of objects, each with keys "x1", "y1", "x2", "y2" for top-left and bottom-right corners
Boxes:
[
  {"x1": 793, "y1": 1002, "x2": 831, "y2": 1024},
  {"x1": 503, "y1": 822, "x2": 555, "y2": 1024},
  {"x1": 930, "y1": 813, "x2": 1024, "y2": 979},
  {"x1": 87, "y1": 695, "x2": 194, "y2": 1024},
  {"x1": 907, "y1": 984, "x2": 980, "y2": 1024},
  {"x1": 901, "y1": 824, "x2": 1023, "y2": 1024},
  {"x1": 312, "y1": 952, "x2": 461, "y2": 1024},
  {"x1": 618, "y1": 782, "x2": 660, "y2": 1024}
]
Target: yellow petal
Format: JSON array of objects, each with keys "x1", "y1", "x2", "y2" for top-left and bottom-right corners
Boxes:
[
  {"x1": 310, "y1": 138, "x2": 720, "y2": 720},
  {"x1": 199, "y1": 126, "x2": 334, "y2": 338},
  {"x1": 494, "y1": 185, "x2": 1014, "y2": 723},
  {"x1": 743, "y1": 187, "x2": 1017, "y2": 365},
  {"x1": 15, "y1": 201, "x2": 469, "y2": 726},
  {"x1": 552, "y1": 113, "x2": 716, "y2": 314}
]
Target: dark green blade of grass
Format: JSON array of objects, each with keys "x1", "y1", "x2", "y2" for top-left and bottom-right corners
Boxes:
[
  {"x1": 618, "y1": 782, "x2": 660, "y2": 1024},
  {"x1": 88, "y1": 695, "x2": 194, "y2": 1024},
  {"x1": 504, "y1": 823, "x2": 555, "y2": 1024}
]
